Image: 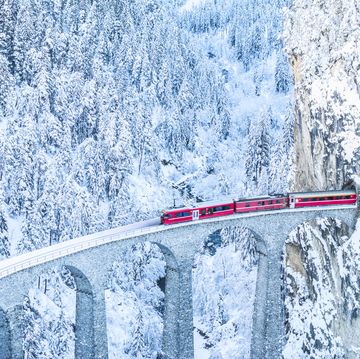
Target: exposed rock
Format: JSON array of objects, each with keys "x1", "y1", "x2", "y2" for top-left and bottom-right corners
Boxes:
[
  {"x1": 284, "y1": 0, "x2": 360, "y2": 190},
  {"x1": 283, "y1": 218, "x2": 360, "y2": 359}
]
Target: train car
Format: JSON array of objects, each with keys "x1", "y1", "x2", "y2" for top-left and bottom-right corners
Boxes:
[
  {"x1": 234, "y1": 195, "x2": 288, "y2": 213},
  {"x1": 160, "y1": 189, "x2": 357, "y2": 224},
  {"x1": 160, "y1": 199, "x2": 235, "y2": 225},
  {"x1": 288, "y1": 190, "x2": 357, "y2": 209}
]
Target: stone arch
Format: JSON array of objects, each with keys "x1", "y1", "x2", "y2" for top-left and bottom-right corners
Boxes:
[
  {"x1": 191, "y1": 224, "x2": 268, "y2": 359},
  {"x1": 64, "y1": 265, "x2": 95, "y2": 359},
  {"x1": 0, "y1": 263, "x2": 96, "y2": 359},
  {"x1": 0, "y1": 306, "x2": 11, "y2": 359},
  {"x1": 103, "y1": 240, "x2": 180, "y2": 359},
  {"x1": 192, "y1": 225, "x2": 268, "y2": 260},
  {"x1": 286, "y1": 216, "x2": 353, "y2": 243}
]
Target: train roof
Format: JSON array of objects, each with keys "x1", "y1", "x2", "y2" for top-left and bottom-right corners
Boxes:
[
  {"x1": 162, "y1": 197, "x2": 236, "y2": 212},
  {"x1": 289, "y1": 189, "x2": 356, "y2": 197},
  {"x1": 235, "y1": 194, "x2": 286, "y2": 202},
  {"x1": 161, "y1": 194, "x2": 286, "y2": 212}
]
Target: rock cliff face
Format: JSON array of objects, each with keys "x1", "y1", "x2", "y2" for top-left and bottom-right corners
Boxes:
[
  {"x1": 282, "y1": 2, "x2": 360, "y2": 357},
  {"x1": 283, "y1": 218, "x2": 360, "y2": 359},
  {"x1": 284, "y1": 0, "x2": 360, "y2": 191}
]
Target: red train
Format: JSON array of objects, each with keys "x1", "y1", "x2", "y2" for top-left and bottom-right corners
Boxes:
[{"x1": 160, "y1": 190, "x2": 357, "y2": 225}]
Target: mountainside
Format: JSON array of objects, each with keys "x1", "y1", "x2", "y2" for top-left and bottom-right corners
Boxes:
[
  {"x1": 0, "y1": 0, "x2": 295, "y2": 357},
  {"x1": 0, "y1": 0, "x2": 293, "y2": 258},
  {"x1": 282, "y1": 1, "x2": 360, "y2": 358},
  {"x1": 5, "y1": 0, "x2": 360, "y2": 358},
  {"x1": 284, "y1": 0, "x2": 360, "y2": 191}
]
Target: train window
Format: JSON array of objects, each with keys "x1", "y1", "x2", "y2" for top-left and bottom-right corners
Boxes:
[
  {"x1": 345, "y1": 195, "x2": 350, "y2": 199},
  {"x1": 311, "y1": 198, "x2": 317, "y2": 201},
  {"x1": 262, "y1": 201, "x2": 265, "y2": 205},
  {"x1": 303, "y1": 198, "x2": 309, "y2": 202},
  {"x1": 169, "y1": 214, "x2": 172, "y2": 218},
  {"x1": 201, "y1": 209, "x2": 206, "y2": 216},
  {"x1": 268, "y1": 200, "x2": 272, "y2": 205},
  {"x1": 175, "y1": 212, "x2": 190, "y2": 218},
  {"x1": 258, "y1": 202, "x2": 262, "y2": 206},
  {"x1": 208, "y1": 208, "x2": 214, "y2": 215},
  {"x1": 276, "y1": 200, "x2": 280, "y2": 204},
  {"x1": 213, "y1": 205, "x2": 230, "y2": 211},
  {"x1": 246, "y1": 203, "x2": 250, "y2": 207},
  {"x1": 336, "y1": 196, "x2": 342, "y2": 199}
]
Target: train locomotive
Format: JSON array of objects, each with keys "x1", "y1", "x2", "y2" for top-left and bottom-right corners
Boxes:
[{"x1": 160, "y1": 190, "x2": 357, "y2": 225}]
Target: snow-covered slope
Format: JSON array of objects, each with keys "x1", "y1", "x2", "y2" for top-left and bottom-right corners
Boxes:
[
  {"x1": 106, "y1": 242, "x2": 165, "y2": 359},
  {"x1": 0, "y1": 0, "x2": 296, "y2": 357},
  {"x1": 0, "y1": 0, "x2": 293, "y2": 257}
]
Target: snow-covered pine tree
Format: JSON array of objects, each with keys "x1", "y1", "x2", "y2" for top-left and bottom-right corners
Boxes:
[
  {"x1": 3, "y1": 121, "x2": 37, "y2": 217},
  {"x1": 23, "y1": 267, "x2": 76, "y2": 359},
  {"x1": 0, "y1": 0, "x2": 294, "y2": 355},
  {"x1": 193, "y1": 225, "x2": 259, "y2": 358},
  {"x1": 129, "y1": 307, "x2": 145, "y2": 358},
  {"x1": 0, "y1": 53, "x2": 13, "y2": 116},
  {"x1": 0, "y1": 206, "x2": 9, "y2": 258},
  {"x1": 275, "y1": 48, "x2": 291, "y2": 94},
  {"x1": 245, "y1": 110, "x2": 271, "y2": 192}
]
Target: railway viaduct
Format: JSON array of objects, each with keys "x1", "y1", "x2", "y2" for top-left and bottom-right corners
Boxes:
[{"x1": 0, "y1": 205, "x2": 358, "y2": 359}]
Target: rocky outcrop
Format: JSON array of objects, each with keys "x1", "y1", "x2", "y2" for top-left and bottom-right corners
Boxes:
[
  {"x1": 282, "y1": 3, "x2": 360, "y2": 357},
  {"x1": 284, "y1": 0, "x2": 360, "y2": 190},
  {"x1": 283, "y1": 218, "x2": 360, "y2": 359}
]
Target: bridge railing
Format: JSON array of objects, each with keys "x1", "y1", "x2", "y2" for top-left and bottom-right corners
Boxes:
[{"x1": 0, "y1": 222, "x2": 167, "y2": 278}]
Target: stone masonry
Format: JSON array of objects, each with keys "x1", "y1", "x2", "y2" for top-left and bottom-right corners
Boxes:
[{"x1": 0, "y1": 206, "x2": 357, "y2": 359}]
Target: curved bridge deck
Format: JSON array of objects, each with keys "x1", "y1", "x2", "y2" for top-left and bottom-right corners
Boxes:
[{"x1": 0, "y1": 204, "x2": 358, "y2": 359}]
